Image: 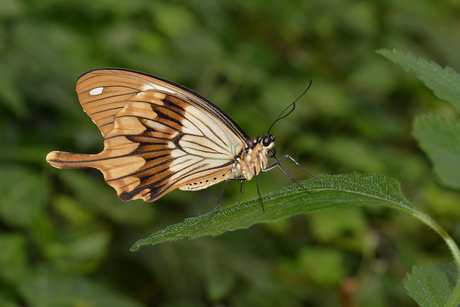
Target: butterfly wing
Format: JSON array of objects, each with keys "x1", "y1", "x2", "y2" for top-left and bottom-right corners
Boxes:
[{"x1": 46, "y1": 68, "x2": 251, "y2": 202}]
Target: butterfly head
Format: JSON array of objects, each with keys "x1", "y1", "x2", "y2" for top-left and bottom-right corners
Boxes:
[
  {"x1": 258, "y1": 133, "x2": 276, "y2": 158},
  {"x1": 235, "y1": 133, "x2": 276, "y2": 180}
]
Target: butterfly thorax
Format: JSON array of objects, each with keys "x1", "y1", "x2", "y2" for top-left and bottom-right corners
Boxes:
[{"x1": 231, "y1": 134, "x2": 275, "y2": 181}]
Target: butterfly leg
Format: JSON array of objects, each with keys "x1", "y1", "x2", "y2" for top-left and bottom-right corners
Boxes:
[
  {"x1": 265, "y1": 155, "x2": 324, "y2": 183},
  {"x1": 263, "y1": 155, "x2": 324, "y2": 194},
  {"x1": 237, "y1": 180, "x2": 243, "y2": 206},
  {"x1": 253, "y1": 168, "x2": 265, "y2": 212},
  {"x1": 230, "y1": 175, "x2": 265, "y2": 212},
  {"x1": 196, "y1": 178, "x2": 229, "y2": 228}
]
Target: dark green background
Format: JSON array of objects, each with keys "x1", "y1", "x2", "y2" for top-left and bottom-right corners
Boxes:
[{"x1": 1, "y1": 1, "x2": 460, "y2": 306}]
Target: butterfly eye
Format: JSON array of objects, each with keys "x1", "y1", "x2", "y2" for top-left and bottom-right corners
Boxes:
[
  {"x1": 262, "y1": 134, "x2": 273, "y2": 147},
  {"x1": 268, "y1": 148, "x2": 276, "y2": 158}
]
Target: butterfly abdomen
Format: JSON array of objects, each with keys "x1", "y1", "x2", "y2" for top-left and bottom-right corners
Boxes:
[{"x1": 179, "y1": 171, "x2": 231, "y2": 191}]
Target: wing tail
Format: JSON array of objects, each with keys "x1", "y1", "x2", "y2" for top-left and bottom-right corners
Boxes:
[
  {"x1": 46, "y1": 151, "x2": 102, "y2": 169},
  {"x1": 46, "y1": 150, "x2": 147, "y2": 202}
]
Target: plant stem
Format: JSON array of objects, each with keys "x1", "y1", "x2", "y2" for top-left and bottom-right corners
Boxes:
[
  {"x1": 448, "y1": 281, "x2": 460, "y2": 307},
  {"x1": 401, "y1": 205, "x2": 460, "y2": 307}
]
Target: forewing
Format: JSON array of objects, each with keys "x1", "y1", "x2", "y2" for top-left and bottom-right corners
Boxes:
[{"x1": 76, "y1": 68, "x2": 251, "y2": 141}]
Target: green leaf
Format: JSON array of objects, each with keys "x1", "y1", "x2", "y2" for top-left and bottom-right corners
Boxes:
[
  {"x1": 0, "y1": 166, "x2": 48, "y2": 228},
  {"x1": 295, "y1": 247, "x2": 345, "y2": 286},
  {"x1": 0, "y1": 296, "x2": 20, "y2": 307},
  {"x1": 413, "y1": 114, "x2": 460, "y2": 189},
  {"x1": 0, "y1": 64, "x2": 27, "y2": 118},
  {"x1": 309, "y1": 207, "x2": 366, "y2": 244},
  {"x1": 0, "y1": 234, "x2": 28, "y2": 284},
  {"x1": 377, "y1": 49, "x2": 460, "y2": 112},
  {"x1": 45, "y1": 231, "x2": 111, "y2": 274},
  {"x1": 19, "y1": 268, "x2": 144, "y2": 307},
  {"x1": 56, "y1": 171, "x2": 155, "y2": 226},
  {"x1": 131, "y1": 172, "x2": 417, "y2": 251},
  {"x1": 404, "y1": 262, "x2": 459, "y2": 307}
]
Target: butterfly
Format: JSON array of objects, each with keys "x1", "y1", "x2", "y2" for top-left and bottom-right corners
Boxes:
[{"x1": 46, "y1": 68, "x2": 316, "y2": 217}]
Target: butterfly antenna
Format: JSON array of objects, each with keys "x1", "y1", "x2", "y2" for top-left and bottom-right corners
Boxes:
[{"x1": 267, "y1": 79, "x2": 313, "y2": 134}]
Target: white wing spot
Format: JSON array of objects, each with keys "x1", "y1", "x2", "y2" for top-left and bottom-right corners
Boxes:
[
  {"x1": 142, "y1": 83, "x2": 175, "y2": 94},
  {"x1": 89, "y1": 87, "x2": 104, "y2": 95},
  {"x1": 154, "y1": 84, "x2": 175, "y2": 94},
  {"x1": 141, "y1": 84, "x2": 155, "y2": 92}
]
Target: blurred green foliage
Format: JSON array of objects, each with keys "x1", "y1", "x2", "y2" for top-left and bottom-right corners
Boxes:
[{"x1": 1, "y1": 0, "x2": 460, "y2": 306}]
